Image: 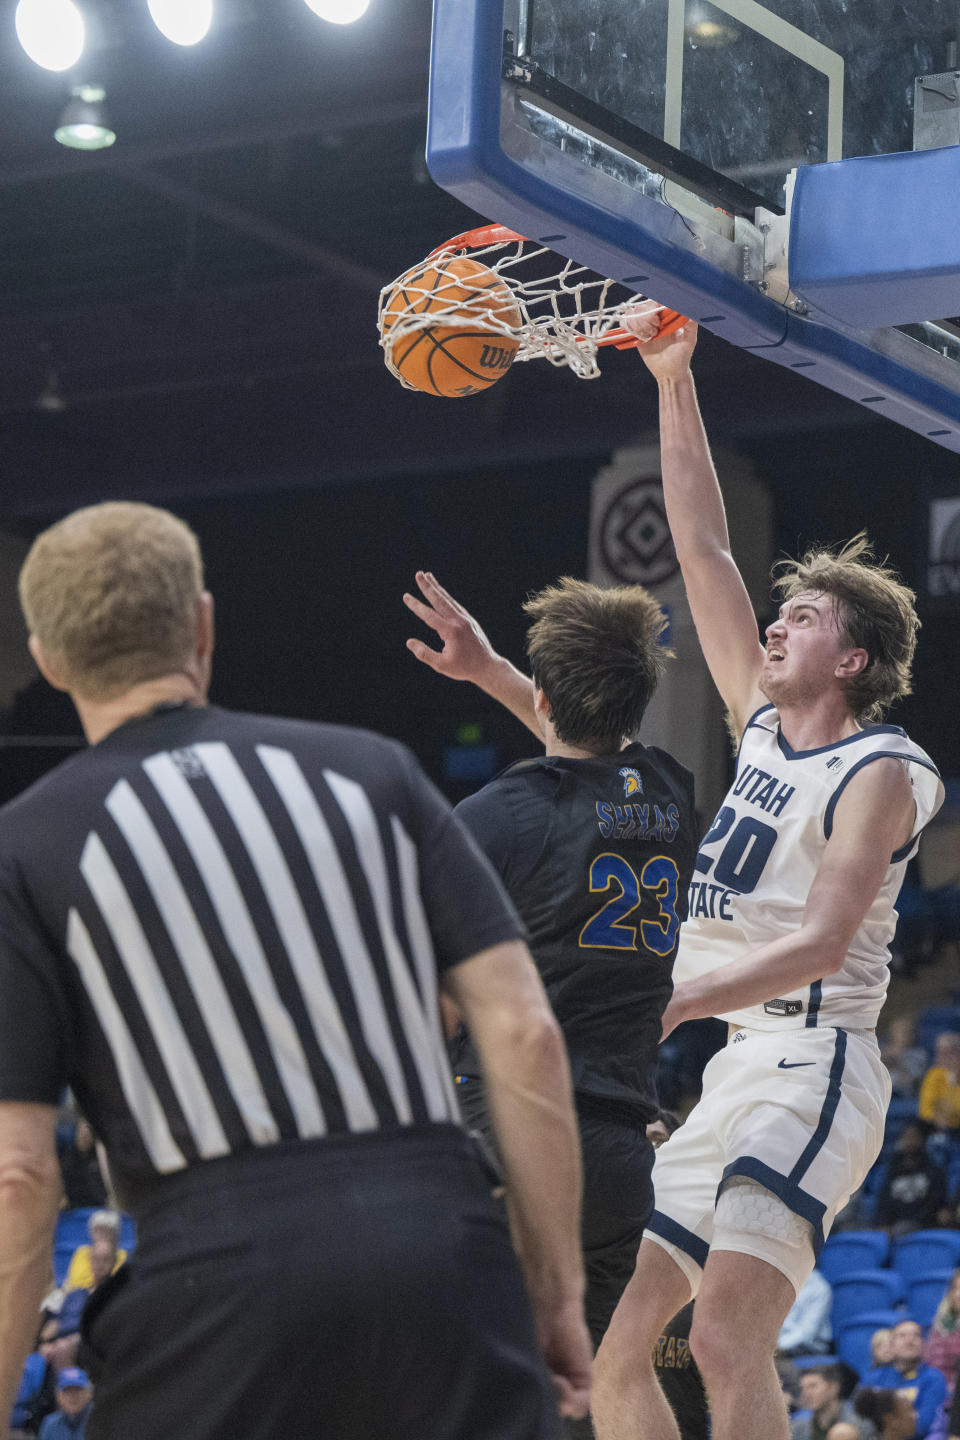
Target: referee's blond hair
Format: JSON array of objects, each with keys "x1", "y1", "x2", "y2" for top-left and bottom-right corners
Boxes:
[{"x1": 19, "y1": 501, "x2": 204, "y2": 700}]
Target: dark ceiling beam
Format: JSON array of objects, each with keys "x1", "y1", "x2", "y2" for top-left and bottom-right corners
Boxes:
[
  {"x1": 0, "y1": 96, "x2": 426, "y2": 189},
  {"x1": 117, "y1": 165, "x2": 386, "y2": 291}
]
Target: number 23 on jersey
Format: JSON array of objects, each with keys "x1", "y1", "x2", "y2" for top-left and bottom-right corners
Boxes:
[{"x1": 579, "y1": 852, "x2": 680, "y2": 957}]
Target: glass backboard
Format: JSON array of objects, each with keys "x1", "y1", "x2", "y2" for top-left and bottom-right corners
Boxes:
[
  {"x1": 521, "y1": 0, "x2": 955, "y2": 211},
  {"x1": 426, "y1": 0, "x2": 960, "y2": 452}
]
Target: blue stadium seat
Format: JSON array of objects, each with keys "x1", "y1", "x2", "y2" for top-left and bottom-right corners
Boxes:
[
  {"x1": 947, "y1": 1156, "x2": 960, "y2": 1197},
  {"x1": 830, "y1": 1269, "x2": 905, "y2": 1329},
  {"x1": 891, "y1": 1230, "x2": 960, "y2": 1282},
  {"x1": 119, "y1": 1214, "x2": 136, "y2": 1251},
  {"x1": 886, "y1": 1095, "x2": 920, "y2": 1123},
  {"x1": 819, "y1": 1231, "x2": 890, "y2": 1283},
  {"x1": 54, "y1": 1207, "x2": 97, "y2": 1249},
  {"x1": 53, "y1": 1240, "x2": 77, "y2": 1286},
  {"x1": 791, "y1": 1355, "x2": 839, "y2": 1372},
  {"x1": 834, "y1": 1309, "x2": 904, "y2": 1378},
  {"x1": 916, "y1": 1003, "x2": 960, "y2": 1053},
  {"x1": 906, "y1": 1268, "x2": 954, "y2": 1327}
]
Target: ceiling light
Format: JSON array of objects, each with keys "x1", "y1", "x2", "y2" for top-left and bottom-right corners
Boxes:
[
  {"x1": 303, "y1": 0, "x2": 371, "y2": 24},
  {"x1": 15, "y1": 0, "x2": 85, "y2": 72},
  {"x1": 54, "y1": 85, "x2": 116, "y2": 150},
  {"x1": 147, "y1": 0, "x2": 214, "y2": 46}
]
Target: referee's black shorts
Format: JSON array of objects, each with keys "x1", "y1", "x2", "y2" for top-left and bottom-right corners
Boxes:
[{"x1": 82, "y1": 1125, "x2": 561, "y2": 1440}]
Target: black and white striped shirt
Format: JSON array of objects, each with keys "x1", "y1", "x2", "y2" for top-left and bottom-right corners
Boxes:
[{"x1": 0, "y1": 705, "x2": 522, "y2": 1204}]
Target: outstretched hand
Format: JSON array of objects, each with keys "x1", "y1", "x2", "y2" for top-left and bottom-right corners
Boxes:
[
  {"x1": 621, "y1": 300, "x2": 698, "y2": 379},
  {"x1": 403, "y1": 571, "x2": 501, "y2": 686}
]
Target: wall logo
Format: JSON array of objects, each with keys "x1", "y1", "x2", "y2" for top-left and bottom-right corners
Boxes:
[
  {"x1": 598, "y1": 479, "x2": 679, "y2": 587},
  {"x1": 928, "y1": 498, "x2": 960, "y2": 597}
]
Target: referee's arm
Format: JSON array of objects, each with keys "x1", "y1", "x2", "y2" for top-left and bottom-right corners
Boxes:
[
  {"x1": 0, "y1": 1101, "x2": 63, "y2": 1422},
  {"x1": 442, "y1": 938, "x2": 591, "y2": 1420}
]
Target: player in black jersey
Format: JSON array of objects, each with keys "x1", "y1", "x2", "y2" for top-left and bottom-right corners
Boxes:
[{"x1": 405, "y1": 574, "x2": 697, "y2": 1428}]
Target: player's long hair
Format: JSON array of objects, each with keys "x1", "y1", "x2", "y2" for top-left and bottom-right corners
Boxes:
[
  {"x1": 772, "y1": 533, "x2": 918, "y2": 723},
  {"x1": 524, "y1": 577, "x2": 670, "y2": 750}
]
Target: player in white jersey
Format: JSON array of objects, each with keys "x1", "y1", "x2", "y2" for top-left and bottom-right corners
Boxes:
[
  {"x1": 399, "y1": 324, "x2": 942, "y2": 1440},
  {"x1": 582, "y1": 311, "x2": 945, "y2": 1440}
]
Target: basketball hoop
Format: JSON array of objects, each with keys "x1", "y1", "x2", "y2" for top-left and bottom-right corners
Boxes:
[{"x1": 378, "y1": 224, "x2": 689, "y2": 383}]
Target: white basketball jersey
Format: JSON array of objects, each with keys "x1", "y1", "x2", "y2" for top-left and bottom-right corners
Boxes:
[{"x1": 673, "y1": 705, "x2": 943, "y2": 1031}]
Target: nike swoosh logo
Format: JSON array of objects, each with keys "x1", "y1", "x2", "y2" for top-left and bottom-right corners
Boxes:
[{"x1": 778, "y1": 1059, "x2": 816, "y2": 1069}]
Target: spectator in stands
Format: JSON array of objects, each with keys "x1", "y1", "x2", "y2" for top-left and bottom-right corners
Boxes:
[
  {"x1": 873, "y1": 1332, "x2": 897, "y2": 1368},
  {"x1": 874, "y1": 1124, "x2": 950, "y2": 1234},
  {"x1": 854, "y1": 1389, "x2": 917, "y2": 1440},
  {"x1": 49, "y1": 1241, "x2": 117, "y2": 1374},
  {"x1": 882, "y1": 1018, "x2": 929, "y2": 1099},
  {"x1": 791, "y1": 1364, "x2": 868, "y2": 1440},
  {"x1": 948, "y1": 1356, "x2": 960, "y2": 1439},
  {"x1": 61, "y1": 1212, "x2": 125, "y2": 1294},
  {"x1": 37, "y1": 1369, "x2": 92, "y2": 1439},
  {"x1": 779, "y1": 1268, "x2": 834, "y2": 1358},
  {"x1": 57, "y1": 1121, "x2": 107, "y2": 1211},
  {"x1": 925, "y1": 1270, "x2": 960, "y2": 1400},
  {"x1": 8, "y1": 1330, "x2": 56, "y2": 1438},
  {"x1": 919, "y1": 1035, "x2": 960, "y2": 1134},
  {"x1": 862, "y1": 1320, "x2": 948, "y2": 1438},
  {"x1": 828, "y1": 1424, "x2": 865, "y2": 1440}
]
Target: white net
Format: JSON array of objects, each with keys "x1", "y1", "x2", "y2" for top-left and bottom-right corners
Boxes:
[{"x1": 378, "y1": 227, "x2": 674, "y2": 384}]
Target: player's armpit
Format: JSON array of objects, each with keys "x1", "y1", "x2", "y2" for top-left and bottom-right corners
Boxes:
[{"x1": 802, "y1": 755, "x2": 915, "y2": 961}]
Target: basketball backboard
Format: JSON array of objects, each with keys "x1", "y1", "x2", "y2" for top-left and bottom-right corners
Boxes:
[{"x1": 426, "y1": 0, "x2": 960, "y2": 452}]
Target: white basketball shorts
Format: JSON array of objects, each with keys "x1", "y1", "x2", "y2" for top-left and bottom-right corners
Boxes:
[{"x1": 646, "y1": 1025, "x2": 890, "y2": 1295}]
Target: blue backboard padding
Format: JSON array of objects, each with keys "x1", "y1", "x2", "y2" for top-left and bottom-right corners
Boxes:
[
  {"x1": 426, "y1": 0, "x2": 960, "y2": 453},
  {"x1": 790, "y1": 147, "x2": 960, "y2": 329},
  {"x1": 768, "y1": 311, "x2": 960, "y2": 445}
]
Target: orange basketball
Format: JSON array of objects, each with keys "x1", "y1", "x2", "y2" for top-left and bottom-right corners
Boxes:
[{"x1": 381, "y1": 254, "x2": 523, "y2": 397}]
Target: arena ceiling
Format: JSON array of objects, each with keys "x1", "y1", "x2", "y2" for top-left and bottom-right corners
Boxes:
[{"x1": 0, "y1": 0, "x2": 955, "y2": 518}]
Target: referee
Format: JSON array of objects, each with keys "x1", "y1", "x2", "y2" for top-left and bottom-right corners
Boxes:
[{"x1": 0, "y1": 503, "x2": 591, "y2": 1440}]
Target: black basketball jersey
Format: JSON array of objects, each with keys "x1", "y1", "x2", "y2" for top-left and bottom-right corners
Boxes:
[{"x1": 454, "y1": 743, "x2": 696, "y2": 1120}]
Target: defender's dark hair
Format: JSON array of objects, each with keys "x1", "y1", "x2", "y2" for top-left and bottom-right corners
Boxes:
[
  {"x1": 524, "y1": 577, "x2": 670, "y2": 750},
  {"x1": 772, "y1": 532, "x2": 918, "y2": 723}
]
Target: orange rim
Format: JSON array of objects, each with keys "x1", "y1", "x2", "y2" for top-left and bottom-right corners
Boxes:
[
  {"x1": 427, "y1": 224, "x2": 530, "y2": 258},
  {"x1": 421, "y1": 229, "x2": 691, "y2": 351},
  {"x1": 597, "y1": 307, "x2": 690, "y2": 350}
]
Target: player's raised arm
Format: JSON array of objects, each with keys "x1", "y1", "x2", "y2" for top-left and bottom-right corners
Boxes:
[
  {"x1": 403, "y1": 571, "x2": 541, "y2": 738},
  {"x1": 622, "y1": 309, "x2": 767, "y2": 737}
]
